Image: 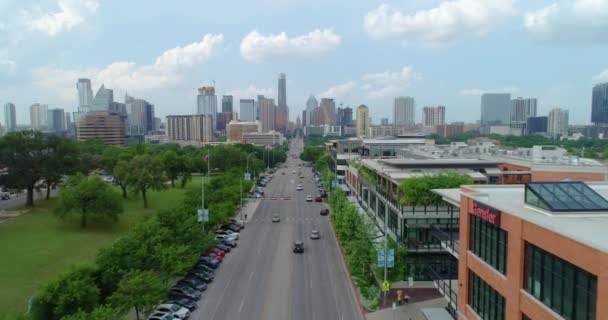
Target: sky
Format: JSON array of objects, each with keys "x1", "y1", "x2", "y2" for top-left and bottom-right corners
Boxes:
[{"x1": 1, "y1": 0, "x2": 608, "y2": 126}]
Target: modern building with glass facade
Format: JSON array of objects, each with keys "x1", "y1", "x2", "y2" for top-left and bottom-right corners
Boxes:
[
  {"x1": 197, "y1": 86, "x2": 217, "y2": 131},
  {"x1": 481, "y1": 93, "x2": 511, "y2": 126},
  {"x1": 3, "y1": 102, "x2": 16, "y2": 132},
  {"x1": 434, "y1": 182, "x2": 608, "y2": 320},
  {"x1": 591, "y1": 82, "x2": 608, "y2": 125}
]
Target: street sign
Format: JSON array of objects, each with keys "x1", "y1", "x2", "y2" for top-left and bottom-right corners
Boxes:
[
  {"x1": 244, "y1": 173, "x2": 251, "y2": 181},
  {"x1": 382, "y1": 280, "x2": 391, "y2": 292},
  {"x1": 387, "y1": 249, "x2": 395, "y2": 268},
  {"x1": 332, "y1": 179, "x2": 338, "y2": 188},
  {"x1": 377, "y1": 250, "x2": 385, "y2": 267},
  {"x1": 197, "y1": 209, "x2": 209, "y2": 222}
]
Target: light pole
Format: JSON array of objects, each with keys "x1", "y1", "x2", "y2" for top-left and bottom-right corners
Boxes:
[{"x1": 201, "y1": 149, "x2": 210, "y2": 233}]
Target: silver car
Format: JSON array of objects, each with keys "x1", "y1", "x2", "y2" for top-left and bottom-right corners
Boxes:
[{"x1": 310, "y1": 230, "x2": 320, "y2": 240}]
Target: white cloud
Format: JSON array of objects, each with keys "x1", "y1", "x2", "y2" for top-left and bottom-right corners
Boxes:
[
  {"x1": 227, "y1": 85, "x2": 274, "y2": 100},
  {"x1": 25, "y1": 0, "x2": 99, "y2": 36},
  {"x1": 593, "y1": 69, "x2": 608, "y2": 84},
  {"x1": 364, "y1": 1, "x2": 514, "y2": 46},
  {"x1": 524, "y1": 0, "x2": 608, "y2": 43},
  {"x1": 319, "y1": 81, "x2": 356, "y2": 98},
  {"x1": 361, "y1": 66, "x2": 418, "y2": 98},
  {"x1": 32, "y1": 34, "x2": 224, "y2": 101},
  {"x1": 240, "y1": 28, "x2": 341, "y2": 62},
  {"x1": 459, "y1": 86, "x2": 519, "y2": 96}
]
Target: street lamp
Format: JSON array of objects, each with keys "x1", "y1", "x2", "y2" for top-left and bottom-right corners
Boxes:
[{"x1": 240, "y1": 153, "x2": 255, "y2": 221}]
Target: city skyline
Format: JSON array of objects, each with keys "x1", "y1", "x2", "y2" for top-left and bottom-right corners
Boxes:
[{"x1": 1, "y1": 0, "x2": 608, "y2": 125}]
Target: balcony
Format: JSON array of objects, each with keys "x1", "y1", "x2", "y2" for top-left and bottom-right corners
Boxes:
[
  {"x1": 430, "y1": 225, "x2": 459, "y2": 259},
  {"x1": 429, "y1": 267, "x2": 458, "y2": 319}
]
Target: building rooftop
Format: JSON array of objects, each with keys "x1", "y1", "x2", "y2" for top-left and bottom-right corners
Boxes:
[
  {"x1": 362, "y1": 138, "x2": 430, "y2": 145},
  {"x1": 434, "y1": 183, "x2": 608, "y2": 254}
]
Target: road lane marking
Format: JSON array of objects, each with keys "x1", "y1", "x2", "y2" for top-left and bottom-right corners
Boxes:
[{"x1": 238, "y1": 299, "x2": 245, "y2": 313}]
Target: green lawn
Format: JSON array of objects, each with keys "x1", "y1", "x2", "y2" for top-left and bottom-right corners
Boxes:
[{"x1": 0, "y1": 180, "x2": 197, "y2": 319}]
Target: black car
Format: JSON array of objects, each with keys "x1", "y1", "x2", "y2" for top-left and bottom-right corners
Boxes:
[
  {"x1": 216, "y1": 244, "x2": 231, "y2": 252},
  {"x1": 220, "y1": 239, "x2": 237, "y2": 248},
  {"x1": 178, "y1": 279, "x2": 208, "y2": 291},
  {"x1": 187, "y1": 271, "x2": 213, "y2": 283},
  {"x1": 167, "y1": 298, "x2": 197, "y2": 311},
  {"x1": 169, "y1": 287, "x2": 200, "y2": 299},
  {"x1": 221, "y1": 224, "x2": 241, "y2": 232},
  {"x1": 193, "y1": 264, "x2": 215, "y2": 274},
  {"x1": 199, "y1": 256, "x2": 219, "y2": 268},
  {"x1": 293, "y1": 241, "x2": 304, "y2": 253}
]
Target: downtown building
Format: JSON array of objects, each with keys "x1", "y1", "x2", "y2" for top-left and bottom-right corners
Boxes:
[
  {"x1": 197, "y1": 86, "x2": 217, "y2": 131},
  {"x1": 422, "y1": 105, "x2": 446, "y2": 127},
  {"x1": 125, "y1": 94, "x2": 155, "y2": 136},
  {"x1": 77, "y1": 112, "x2": 126, "y2": 145},
  {"x1": 166, "y1": 115, "x2": 213, "y2": 144},
  {"x1": 3, "y1": 103, "x2": 17, "y2": 133},
  {"x1": 275, "y1": 73, "x2": 289, "y2": 133},
  {"x1": 356, "y1": 105, "x2": 369, "y2": 138},
  {"x1": 548, "y1": 108, "x2": 569, "y2": 138},
  {"x1": 394, "y1": 96, "x2": 415, "y2": 127},
  {"x1": 481, "y1": 93, "x2": 511, "y2": 133},
  {"x1": 226, "y1": 120, "x2": 260, "y2": 143},
  {"x1": 305, "y1": 95, "x2": 318, "y2": 126},
  {"x1": 30, "y1": 103, "x2": 48, "y2": 130},
  {"x1": 259, "y1": 97, "x2": 276, "y2": 132},
  {"x1": 510, "y1": 97, "x2": 537, "y2": 134},
  {"x1": 239, "y1": 99, "x2": 256, "y2": 122}
]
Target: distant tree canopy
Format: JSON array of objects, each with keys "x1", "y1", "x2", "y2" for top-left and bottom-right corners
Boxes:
[{"x1": 398, "y1": 172, "x2": 473, "y2": 206}]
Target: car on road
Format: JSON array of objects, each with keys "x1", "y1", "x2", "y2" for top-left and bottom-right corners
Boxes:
[
  {"x1": 296, "y1": 184, "x2": 303, "y2": 191},
  {"x1": 310, "y1": 230, "x2": 320, "y2": 240},
  {"x1": 315, "y1": 196, "x2": 323, "y2": 202},
  {"x1": 306, "y1": 195, "x2": 312, "y2": 202},
  {"x1": 282, "y1": 172, "x2": 285, "y2": 175},
  {"x1": 292, "y1": 170, "x2": 296, "y2": 174},
  {"x1": 293, "y1": 241, "x2": 304, "y2": 253},
  {"x1": 155, "y1": 303, "x2": 191, "y2": 318},
  {"x1": 271, "y1": 214, "x2": 280, "y2": 222},
  {"x1": 320, "y1": 208, "x2": 330, "y2": 216}
]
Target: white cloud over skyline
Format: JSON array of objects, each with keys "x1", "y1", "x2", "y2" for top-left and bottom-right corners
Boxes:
[
  {"x1": 318, "y1": 81, "x2": 356, "y2": 99},
  {"x1": 593, "y1": 69, "x2": 608, "y2": 84},
  {"x1": 25, "y1": 0, "x2": 99, "y2": 36}
]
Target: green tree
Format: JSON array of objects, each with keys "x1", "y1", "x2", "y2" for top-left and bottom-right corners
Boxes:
[
  {"x1": 54, "y1": 174, "x2": 124, "y2": 228},
  {"x1": 108, "y1": 270, "x2": 167, "y2": 320},
  {"x1": 398, "y1": 172, "x2": 473, "y2": 206},
  {"x1": 125, "y1": 154, "x2": 166, "y2": 208},
  {"x1": 38, "y1": 266, "x2": 100, "y2": 319},
  {"x1": 113, "y1": 160, "x2": 130, "y2": 198},
  {"x1": 161, "y1": 150, "x2": 186, "y2": 187},
  {"x1": 0, "y1": 130, "x2": 46, "y2": 207},
  {"x1": 40, "y1": 135, "x2": 81, "y2": 199},
  {"x1": 62, "y1": 305, "x2": 125, "y2": 320}
]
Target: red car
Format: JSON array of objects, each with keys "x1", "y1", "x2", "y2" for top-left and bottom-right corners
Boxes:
[
  {"x1": 315, "y1": 196, "x2": 323, "y2": 202},
  {"x1": 320, "y1": 208, "x2": 329, "y2": 216},
  {"x1": 209, "y1": 253, "x2": 223, "y2": 262},
  {"x1": 212, "y1": 248, "x2": 225, "y2": 257}
]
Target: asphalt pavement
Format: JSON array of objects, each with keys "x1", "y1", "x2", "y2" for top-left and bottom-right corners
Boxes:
[
  {"x1": 190, "y1": 138, "x2": 363, "y2": 320},
  {"x1": 0, "y1": 189, "x2": 58, "y2": 211}
]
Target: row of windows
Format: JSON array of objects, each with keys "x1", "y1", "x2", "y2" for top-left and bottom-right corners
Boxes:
[
  {"x1": 469, "y1": 271, "x2": 505, "y2": 320},
  {"x1": 404, "y1": 218, "x2": 459, "y2": 225},
  {"x1": 524, "y1": 243, "x2": 597, "y2": 320},
  {"x1": 469, "y1": 215, "x2": 508, "y2": 274}
]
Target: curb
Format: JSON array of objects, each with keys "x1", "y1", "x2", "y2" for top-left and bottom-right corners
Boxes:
[{"x1": 328, "y1": 212, "x2": 367, "y2": 320}]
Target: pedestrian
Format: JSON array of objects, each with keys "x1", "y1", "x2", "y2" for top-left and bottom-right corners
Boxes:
[
  {"x1": 397, "y1": 289, "x2": 403, "y2": 305},
  {"x1": 245, "y1": 213, "x2": 248, "y2": 221}
]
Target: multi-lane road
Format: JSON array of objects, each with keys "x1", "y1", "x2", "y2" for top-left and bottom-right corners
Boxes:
[{"x1": 190, "y1": 138, "x2": 363, "y2": 320}]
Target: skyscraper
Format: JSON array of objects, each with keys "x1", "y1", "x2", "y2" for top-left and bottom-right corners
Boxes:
[
  {"x1": 240, "y1": 99, "x2": 256, "y2": 122},
  {"x1": 422, "y1": 106, "x2": 446, "y2": 127},
  {"x1": 76, "y1": 78, "x2": 93, "y2": 109},
  {"x1": 126, "y1": 94, "x2": 155, "y2": 135},
  {"x1": 318, "y1": 98, "x2": 336, "y2": 126},
  {"x1": 591, "y1": 82, "x2": 608, "y2": 125},
  {"x1": 302, "y1": 110, "x2": 308, "y2": 127},
  {"x1": 305, "y1": 95, "x2": 318, "y2": 127},
  {"x1": 3, "y1": 103, "x2": 16, "y2": 132},
  {"x1": 394, "y1": 96, "x2": 415, "y2": 126},
  {"x1": 260, "y1": 97, "x2": 276, "y2": 132},
  {"x1": 276, "y1": 73, "x2": 288, "y2": 133},
  {"x1": 526, "y1": 116, "x2": 547, "y2": 134},
  {"x1": 481, "y1": 93, "x2": 511, "y2": 126},
  {"x1": 380, "y1": 118, "x2": 389, "y2": 126},
  {"x1": 510, "y1": 97, "x2": 537, "y2": 125},
  {"x1": 222, "y1": 95, "x2": 234, "y2": 113},
  {"x1": 30, "y1": 103, "x2": 48, "y2": 130},
  {"x1": 278, "y1": 73, "x2": 287, "y2": 110},
  {"x1": 197, "y1": 86, "x2": 217, "y2": 131},
  {"x1": 90, "y1": 85, "x2": 114, "y2": 111},
  {"x1": 47, "y1": 108, "x2": 66, "y2": 132},
  {"x1": 337, "y1": 107, "x2": 353, "y2": 127},
  {"x1": 548, "y1": 108, "x2": 569, "y2": 137},
  {"x1": 356, "y1": 105, "x2": 369, "y2": 138}
]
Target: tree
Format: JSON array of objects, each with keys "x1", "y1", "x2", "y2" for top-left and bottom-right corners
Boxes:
[
  {"x1": 62, "y1": 305, "x2": 125, "y2": 320},
  {"x1": 0, "y1": 131, "x2": 46, "y2": 207},
  {"x1": 108, "y1": 270, "x2": 167, "y2": 320},
  {"x1": 125, "y1": 154, "x2": 166, "y2": 208},
  {"x1": 38, "y1": 265, "x2": 100, "y2": 319},
  {"x1": 54, "y1": 174, "x2": 124, "y2": 228},
  {"x1": 113, "y1": 160, "x2": 130, "y2": 198},
  {"x1": 41, "y1": 135, "x2": 80, "y2": 199},
  {"x1": 161, "y1": 150, "x2": 185, "y2": 187},
  {"x1": 398, "y1": 172, "x2": 474, "y2": 206}
]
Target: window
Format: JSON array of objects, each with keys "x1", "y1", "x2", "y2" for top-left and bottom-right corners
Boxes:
[
  {"x1": 469, "y1": 271, "x2": 505, "y2": 320},
  {"x1": 524, "y1": 243, "x2": 597, "y2": 320},
  {"x1": 469, "y1": 215, "x2": 508, "y2": 274}
]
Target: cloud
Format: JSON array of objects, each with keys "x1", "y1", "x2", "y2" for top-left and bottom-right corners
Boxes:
[
  {"x1": 25, "y1": 0, "x2": 99, "y2": 36},
  {"x1": 226, "y1": 85, "x2": 274, "y2": 100},
  {"x1": 32, "y1": 34, "x2": 224, "y2": 101},
  {"x1": 240, "y1": 28, "x2": 341, "y2": 62},
  {"x1": 319, "y1": 81, "x2": 356, "y2": 98},
  {"x1": 459, "y1": 86, "x2": 519, "y2": 96},
  {"x1": 361, "y1": 65, "x2": 418, "y2": 98},
  {"x1": 524, "y1": 0, "x2": 608, "y2": 43},
  {"x1": 593, "y1": 69, "x2": 608, "y2": 84},
  {"x1": 363, "y1": 1, "x2": 514, "y2": 46}
]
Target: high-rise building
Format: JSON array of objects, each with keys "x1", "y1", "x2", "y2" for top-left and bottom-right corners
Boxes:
[
  {"x1": 222, "y1": 95, "x2": 233, "y2": 113},
  {"x1": 278, "y1": 73, "x2": 287, "y2": 111},
  {"x1": 306, "y1": 95, "x2": 318, "y2": 127},
  {"x1": 3, "y1": 103, "x2": 16, "y2": 132},
  {"x1": 380, "y1": 118, "x2": 389, "y2": 126},
  {"x1": 394, "y1": 96, "x2": 415, "y2": 126},
  {"x1": 125, "y1": 94, "x2": 155, "y2": 135},
  {"x1": 296, "y1": 116, "x2": 302, "y2": 129},
  {"x1": 548, "y1": 108, "x2": 569, "y2": 137},
  {"x1": 260, "y1": 97, "x2": 276, "y2": 132},
  {"x1": 337, "y1": 107, "x2": 353, "y2": 127},
  {"x1": 216, "y1": 112, "x2": 232, "y2": 132},
  {"x1": 356, "y1": 105, "x2": 369, "y2": 138},
  {"x1": 65, "y1": 113, "x2": 72, "y2": 133},
  {"x1": 256, "y1": 95, "x2": 265, "y2": 121},
  {"x1": 422, "y1": 105, "x2": 446, "y2": 127},
  {"x1": 90, "y1": 85, "x2": 114, "y2": 111},
  {"x1": 47, "y1": 108, "x2": 66, "y2": 132},
  {"x1": 302, "y1": 110, "x2": 308, "y2": 127},
  {"x1": 30, "y1": 103, "x2": 48, "y2": 130},
  {"x1": 481, "y1": 93, "x2": 511, "y2": 126},
  {"x1": 76, "y1": 78, "x2": 93, "y2": 108},
  {"x1": 526, "y1": 116, "x2": 548, "y2": 134},
  {"x1": 166, "y1": 115, "x2": 213, "y2": 143},
  {"x1": 240, "y1": 99, "x2": 256, "y2": 122},
  {"x1": 318, "y1": 98, "x2": 336, "y2": 126},
  {"x1": 275, "y1": 73, "x2": 289, "y2": 133},
  {"x1": 510, "y1": 97, "x2": 537, "y2": 125},
  {"x1": 197, "y1": 86, "x2": 217, "y2": 131},
  {"x1": 591, "y1": 82, "x2": 608, "y2": 125},
  {"x1": 77, "y1": 112, "x2": 126, "y2": 145}
]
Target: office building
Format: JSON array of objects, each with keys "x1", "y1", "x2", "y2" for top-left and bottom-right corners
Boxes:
[
  {"x1": 296, "y1": 115, "x2": 302, "y2": 129},
  {"x1": 216, "y1": 112, "x2": 232, "y2": 132},
  {"x1": 380, "y1": 118, "x2": 389, "y2": 126},
  {"x1": 302, "y1": 110, "x2": 308, "y2": 127},
  {"x1": 316, "y1": 98, "x2": 336, "y2": 126},
  {"x1": 526, "y1": 116, "x2": 548, "y2": 135},
  {"x1": 422, "y1": 105, "x2": 446, "y2": 127},
  {"x1": 197, "y1": 86, "x2": 217, "y2": 131},
  {"x1": 259, "y1": 97, "x2": 276, "y2": 132},
  {"x1": 435, "y1": 123, "x2": 464, "y2": 137},
  {"x1": 276, "y1": 73, "x2": 288, "y2": 133},
  {"x1": 242, "y1": 131, "x2": 285, "y2": 147},
  {"x1": 166, "y1": 115, "x2": 213, "y2": 143},
  {"x1": 226, "y1": 120, "x2": 260, "y2": 142},
  {"x1": 76, "y1": 78, "x2": 93, "y2": 108},
  {"x1": 65, "y1": 113, "x2": 72, "y2": 133},
  {"x1": 77, "y1": 111, "x2": 126, "y2": 145},
  {"x1": 394, "y1": 96, "x2": 415, "y2": 126},
  {"x1": 337, "y1": 107, "x2": 353, "y2": 127},
  {"x1": 481, "y1": 93, "x2": 511, "y2": 126},
  {"x1": 221, "y1": 95, "x2": 233, "y2": 113},
  {"x1": 125, "y1": 94, "x2": 155, "y2": 135},
  {"x1": 47, "y1": 108, "x2": 66, "y2": 132},
  {"x1": 239, "y1": 99, "x2": 256, "y2": 122},
  {"x1": 356, "y1": 105, "x2": 369, "y2": 138},
  {"x1": 90, "y1": 85, "x2": 114, "y2": 111},
  {"x1": 548, "y1": 108, "x2": 569, "y2": 137},
  {"x1": 3, "y1": 103, "x2": 16, "y2": 132},
  {"x1": 511, "y1": 97, "x2": 537, "y2": 127},
  {"x1": 591, "y1": 82, "x2": 608, "y2": 125},
  {"x1": 306, "y1": 95, "x2": 318, "y2": 126},
  {"x1": 30, "y1": 103, "x2": 48, "y2": 130}
]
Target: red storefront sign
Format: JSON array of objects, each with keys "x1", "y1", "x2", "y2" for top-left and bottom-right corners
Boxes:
[{"x1": 471, "y1": 202, "x2": 500, "y2": 226}]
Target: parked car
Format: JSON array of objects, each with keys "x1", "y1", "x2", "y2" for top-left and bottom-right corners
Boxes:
[
  {"x1": 192, "y1": 264, "x2": 215, "y2": 275},
  {"x1": 166, "y1": 298, "x2": 197, "y2": 311},
  {"x1": 147, "y1": 311, "x2": 180, "y2": 320},
  {"x1": 216, "y1": 244, "x2": 231, "y2": 252},
  {"x1": 187, "y1": 271, "x2": 213, "y2": 283},
  {"x1": 208, "y1": 253, "x2": 223, "y2": 263},
  {"x1": 315, "y1": 196, "x2": 323, "y2": 202},
  {"x1": 154, "y1": 303, "x2": 190, "y2": 319},
  {"x1": 215, "y1": 234, "x2": 237, "y2": 242},
  {"x1": 320, "y1": 208, "x2": 330, "y2": 216},
  {"x1": 216, "y1": 230, "x2": 239, "y2": 237},
  {"x1": 220, "y1": 239, "x2": 237, "y2": 248},
  {"x1": 221, "y1": 224, "x2": 241, "y2": 232},
  {"x1": 199, "y1": 256, "x2": 219, "y2": 269},
  {"x1": 178, "y1": 279, "x2": 207, "y2": 291},
  {"x1": 169, "y1": 287, "x2": 200, "y2": 300},
  {"x1": 212, "y1": 248, "x2": 226, "y2": 257}
]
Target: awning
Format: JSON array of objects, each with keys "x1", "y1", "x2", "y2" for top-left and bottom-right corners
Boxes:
[
  {"x1": 467, "y1": 171, "x2": 488, "y2": 180},
  {"x1": 485, "y1": 168, "x2": 502, "y2": 175}
]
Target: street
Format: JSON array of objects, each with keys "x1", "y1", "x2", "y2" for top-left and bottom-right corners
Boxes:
[
  {"x1": 190, "y1": 138, "x2": 363, "y2": 320},
  {"x1": 0, "y1": 189, "x2": 58, "y2": 211}
]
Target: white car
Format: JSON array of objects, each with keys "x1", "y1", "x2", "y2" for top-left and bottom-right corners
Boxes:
[
  {"x1": 306, "y1": 195, "x2": 312, "y2": 202},
  {"x1": 296, "y1": 185, "x2": 303, "y2": 191},
  {"x1": 155, "y1": 304, "x2": 190, "y2": 319},
  {"x1": 216, "y1": 230, "x2": 239, "y2": 238},
  {"x1": 215, "y1": 234, "x2": 238, "y2": 241},
  {"x1": 292, "y1": 170, "x2": 297, "y2": 174}
]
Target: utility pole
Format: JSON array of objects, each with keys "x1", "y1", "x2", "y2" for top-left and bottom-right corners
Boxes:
[
  {"x1": 383, "y1": 206, "x2": 388, "y2": 306},
  {"x1": 202, "y1": 149, "x2": 209, "y2": 234}
]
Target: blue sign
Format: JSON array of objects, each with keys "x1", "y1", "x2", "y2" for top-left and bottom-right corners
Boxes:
[
  {"x1": 332, "y1": 179, "x2": 339, "y2": 188},
  {"x1": 387, "y1": 249, "x2": 395, "y2": 268},
  {"x1": 377, "y1": 249, "x2": 385, "y2": 267},
  {"x1": 197, "y1": 209, "x2": 209, "y2": 222}
]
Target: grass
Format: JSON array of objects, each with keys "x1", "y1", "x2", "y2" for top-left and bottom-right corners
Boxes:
[{"x1": 0, "y1": 179, "x2": 198, "y2": 319}]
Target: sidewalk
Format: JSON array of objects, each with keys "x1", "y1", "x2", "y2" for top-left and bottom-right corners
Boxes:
[
  {"x1": 366, "y1": 297, "x2": 448, "y2": 320},
  {"x1": 237, "y1": 198, "x2": 261, "y2": 223}
]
